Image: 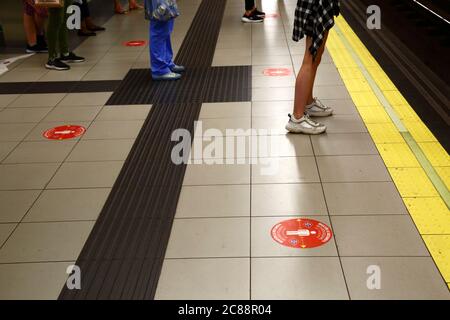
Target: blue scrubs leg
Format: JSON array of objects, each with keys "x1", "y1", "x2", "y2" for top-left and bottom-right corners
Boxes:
[{"x1": 150, "y1": 19, "x2": 175, "y2": 76}]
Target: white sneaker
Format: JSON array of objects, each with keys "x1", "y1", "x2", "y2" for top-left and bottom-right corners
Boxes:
[
  {"x1": 285, "y1": 113, "x2": 327, "y2": 134},
  {"x1": 306, "y1": 98, "x2": 333, "y2": 117}
]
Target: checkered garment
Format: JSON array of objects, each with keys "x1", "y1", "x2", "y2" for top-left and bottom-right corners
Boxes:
[{"x1": 293, "y1": 0, "x2": 340, "y2": 57}]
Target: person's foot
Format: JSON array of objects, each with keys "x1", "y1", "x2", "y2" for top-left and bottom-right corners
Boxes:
[
  {"x1": 45, "y1": 59, "x2": 70, "y2": 71},
  {"x1": 285, "y1": 113, "x2": 326, "y2": 134},
  {"x1": 26, "y1": 44, "x2": 48, "y2": 53},
  {"x1": 253, "y1": 7, "x2": 266, "y2": 17},
  {"x1": 59, "y1": 52, "x2": 85, "y2": 63},
  {"x1": 171, "y1": 65, "x2": 185, "y2": 73},
  {"x1": 305, "y1": 98, "x2": 334, "y2": 117},
  {"x1": 115, "y1": 5, "x2": 128, "y2": 14},
  {"x1": 152, "y1": 72, "x2": 182, "y2": 81},
  {"x1": 129, "y1": 1, "x2": 143, "y2": 10},
  {"x1": 78, "y1": 30, "x2": 96, "y2": 36},
  {"x1": 241, "y1": 11, "x2": 264, "y2": 23}
]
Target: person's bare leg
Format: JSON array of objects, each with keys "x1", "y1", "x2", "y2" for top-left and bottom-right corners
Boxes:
[
  {"x1": 34, "y1": 13, "x2": 46, "y2": 38},
  {"x1": 23, "y1": 13, "x2": 37, "y2": 46},
  {"x1": 114, "y1": 0, "x2": 126, "y2": 13},
  {"x1": 293, "y1": 36, "x2": 315, "y2": 119},
  {"x1": 128, "y1": 0, "x2": 143, "y2": 10},
  {"x1": 307, "y1": 32, "x2": 329, "y2": 105}
]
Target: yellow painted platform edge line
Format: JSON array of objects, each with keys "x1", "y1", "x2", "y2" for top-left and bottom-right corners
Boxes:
[
  {"x1": 329, "y1": 17, "x2": 450, "y2": 291},
  {"x1": 332, "y1": 17, "x2": 450, "y2": 209}
]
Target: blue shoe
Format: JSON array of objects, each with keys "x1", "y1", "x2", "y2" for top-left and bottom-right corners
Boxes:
[
  {"x1": 171, "y1": 65, "x2": 185, "y2": 73},
  {"x1": 152, "y1": 72, "x2": 181, "y2": 81}
]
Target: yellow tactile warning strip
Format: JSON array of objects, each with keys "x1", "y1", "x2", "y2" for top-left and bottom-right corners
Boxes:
[{"x1": 327, "y1": 16, "x2": 450, "y2": 288}]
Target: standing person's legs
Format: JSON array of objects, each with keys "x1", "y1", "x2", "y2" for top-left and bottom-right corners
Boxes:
[
  {"x1": 150, "y1": 19, "x2": 181, "y2": 80},
  {"x1": 245, "y1": 0, "x2": 255, "y2": 13},
  {"x1": 293, "y1": 36, "x2": 316, "y2": 119},
  {"x1": 165, "y1": 19, "x2": 175, "y2": 70},
  {"x1": 34, "y1": 7, "x2": 48, "y2": 47},
  {"x1": 150, "y1": 20, "x2": 171, "y2": 76},
  {"x1": 57, "y1": 0, "x2": 70, "y2": 57},
  {"x1": 23, "y1": 1, "x2": 38, "y2": 49},
  {"x1": 307, "y1": 32, "x2": 329, "y2": 104},
  {"x1": 46, "y1": 7, "x2": 64, "y2": 61},
  {"x1": 286, "y1": 35, "x2": 330, "y2": 134}
]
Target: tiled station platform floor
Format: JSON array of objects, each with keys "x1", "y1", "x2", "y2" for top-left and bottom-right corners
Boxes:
[{"x1": 0, "y1": 0, "x2": 449, "y2": 299}]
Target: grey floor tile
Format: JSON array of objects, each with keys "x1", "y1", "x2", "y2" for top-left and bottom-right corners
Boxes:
[
  {"x1": 251, "y1": 116, "x2": 287, "y2": 135},
  {"x1": 0, "y1": 261, "x2": 74, "y2": 299},
  {"x1": 323, "y1": 182, "x2": 407, "y2": 215},
  {"x1": 3, "y1": 141, "x2": 76, "y2": 164},
  {"x1": 251, "y1": 183, "x2": 327, "y2": 216},
  {"x1": 311, "y1": 133, "x2": 378, "y2": 156},
  {"x1": 0, "y1": 94, "x2": 19, "y2": 107},
  {"x1": 165, "y1": 218, "x2": 250, "y2": 258},
  {"x1": 194, "y1": 118, "x2": 251, "y2": 136},
  {"x1": 47, "y1": 161, "x2": 124, "y2": 189},
  {"x1": 317, "y1": 155, "x2": 391, "y2": 182},
  {"x1": 155, "y1": 258, "x2": 250, "y2": 300},
  {"x1": 0, "y1": 141, "x2": 18, "y2": 161},
  {"x1": 313, "y1": 85, "x2": 351, "y2": 100},
  {"x1": 251, "y1": 216, "x2": 338, "y2": 257},
  {"x1": 0, "y1": 190, "x2": 41, "y2": 223},
  {"x1": 320, "y1": 99, "x2": 358, "y2": 115},
  {"x1": 66, "y1": 139, "x2": 134, "y2": 162},
  {"x1": 252, "y1": 87, "x2": 294, "y2": 101},
  {"x1": 95, "y1": 105, "x2": 151, "y2": 121},
  {"x1": 252, "y1": 157, "x2": 319, "y2": 184},
  {"x1": 58, "y1": 92, "x2": 112, "y2": 107},
  {"x1": 318, "y1": 115, "x2": 368, "y2": 133},
  {"x1": 176, "y1": 185, "x2": 250, "y2": 218},
  {"x1": 257, "y1": 134, "x2": 313, "y2": 157},
  {"x1": 251, "y1": 257, "x2": 349, "y2": 299},
  {"x1": 332, "y1": 215, "x2": 429, "y2": 256},
  {"x1": 252, "y1": 76, "x2": 296, "y2": 88},
  {"x1": 342, "y1": 257, "x2": 450, "y2": 300},
  {"x1": 42, "y1": 106, "x2": 102, "y2": 122},
  {"x1": 0, "y1": 223, "x2": 16, "y2": 247},
  {"x1": 8, "y1": 93, "x2": 66, "y2": 108},
  {"x1": 82, "y1": 120, "x2": 144, "y2": 140},
  {"x1": 183, "y1": 163, "x2": 250, "y2": 185},
  {"x1": 199, "y1": 102, "x2": 251, "y2": 119},
  {"x1": 23, "y1": 188, "x2": 110, "y2": 222},
  {"x1": 0, "y1": 221, "x2": 94, "y2": 263},
  {"x1": 0, "y1": 163, "x2": 59, "y2": 190},
  {"x1": 0, "y1": 107, "x2": 51, "y2": 123},
  {"x1": 252, "y1": 100, "x2": 292, "y2": 117},
  {"x1": 0, "y1": 123, "x2": 36, "y2": 141}
]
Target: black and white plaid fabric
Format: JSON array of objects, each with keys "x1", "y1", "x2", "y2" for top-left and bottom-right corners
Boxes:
[{"x1": 292, "y1": 0, "x2": 340, "y2": 57}]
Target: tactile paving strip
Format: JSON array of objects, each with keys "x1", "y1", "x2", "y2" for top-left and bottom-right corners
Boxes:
[{"x1": 59, "y1": 0, "x2": 246, "y2": 300}]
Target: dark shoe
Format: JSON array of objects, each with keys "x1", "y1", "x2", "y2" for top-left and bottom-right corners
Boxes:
[
  {"x1": 170, "y1": 65, "x2": 185, "y2": 73},
  {"x1": 45, "y1": 59, "x2": 70, "y2": 71},
  {"x1": 26, "y1": 44, "x2": 48, "y2": 53},
  {"x1": 78, "y1": 30, "x2": 96, "y2": 37},
  {"x1": 253, "y1": 8, "x2": 266, "y2": 17},
  {"x1": 241, "y1": 11, "x2": 264, "y2": 23},
  {"x1": 59, "y1": 52, "x2": 85, "y2": 63},
  {"x1": 152, "y1": 72, "x2": 181, "y2": 81}
]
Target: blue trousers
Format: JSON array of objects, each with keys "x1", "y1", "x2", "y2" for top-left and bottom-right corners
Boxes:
[{"x1": 149, "y1": 19, "x2": 175, "y2": 76}]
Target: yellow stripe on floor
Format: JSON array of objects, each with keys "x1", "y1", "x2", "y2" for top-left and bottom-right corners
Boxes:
[{"x1": 327, "y1": 16, "x2": 450, "y2": 290}]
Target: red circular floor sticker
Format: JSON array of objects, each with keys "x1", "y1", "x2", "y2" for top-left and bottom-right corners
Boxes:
[
  {"x1": 263, "y1": 67, "x2": 292, "y2": 77},
  {"x1": 43, "y1": 125, "x2": 86, "y2": 140},
  {"x1": 124, "y1": 40, "x2": 146, "y2": 47},
  {"x1": 271, "y1": 218, "x2": 332, "y2": 249}
]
